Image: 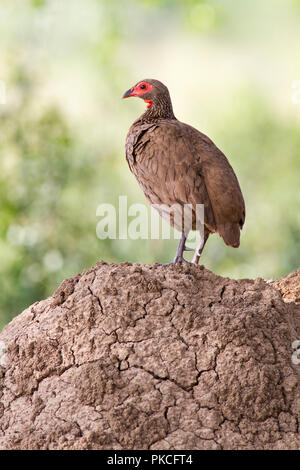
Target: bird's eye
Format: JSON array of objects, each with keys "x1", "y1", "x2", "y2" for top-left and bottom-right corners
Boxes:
[{"x1": 140, "y1": 84, "x2": 146, "y2": 89}]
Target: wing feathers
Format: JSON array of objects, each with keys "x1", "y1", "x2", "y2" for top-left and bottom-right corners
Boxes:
[{"x1": 125, "y1": 119, "x2": 245, "y2": 247}]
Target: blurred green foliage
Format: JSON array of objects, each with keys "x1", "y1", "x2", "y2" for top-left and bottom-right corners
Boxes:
[{"x1": 0, "y1": 0, "x2": 299, "y2": 329}]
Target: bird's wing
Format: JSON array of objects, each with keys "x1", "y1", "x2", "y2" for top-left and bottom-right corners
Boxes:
[
  {"x1": 183, "y1": 122, "x2": 246, "y2": 246},
  {"x1": 126, "y1": 120, "x2": 216, "y2": 232}
]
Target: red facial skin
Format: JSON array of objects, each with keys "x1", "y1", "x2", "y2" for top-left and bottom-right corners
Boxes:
[{"x1": 124, "y1": 81, "x2": 153, "y2": 108}]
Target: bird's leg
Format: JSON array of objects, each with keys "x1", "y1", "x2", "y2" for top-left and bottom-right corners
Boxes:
[
  {"x1": 173, "y1": 232, "x2": 191, "y2": 264},
  {"x1": 192, "y1": 228, "x2": 209, "y2": 265}
]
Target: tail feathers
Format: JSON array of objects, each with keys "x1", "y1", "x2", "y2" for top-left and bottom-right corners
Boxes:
[{"x1": 217, "y1": 222, "x2": 241, "y2": 248}]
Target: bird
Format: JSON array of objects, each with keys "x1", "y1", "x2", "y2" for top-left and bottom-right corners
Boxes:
[{"x1": 122, "y1": 79, "x2": 245, "y2": 264}]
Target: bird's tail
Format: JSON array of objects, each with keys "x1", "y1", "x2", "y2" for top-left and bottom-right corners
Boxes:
[{"x1": 217, "y1": 222, "x2": 241, "y2": 248}]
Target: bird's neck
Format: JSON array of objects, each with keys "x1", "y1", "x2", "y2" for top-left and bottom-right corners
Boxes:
[{"x1": 140, "y1": 96, "x2": 176, "y2": 123}]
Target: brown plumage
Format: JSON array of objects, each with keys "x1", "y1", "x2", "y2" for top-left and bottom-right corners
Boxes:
[{"x1": 123, "y1": 79, "x2": 245, "y2": 264}]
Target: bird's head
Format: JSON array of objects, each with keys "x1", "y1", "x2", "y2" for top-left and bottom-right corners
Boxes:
[{"x1": 122, "y1": 79, "x2": 172, "y2": 111}]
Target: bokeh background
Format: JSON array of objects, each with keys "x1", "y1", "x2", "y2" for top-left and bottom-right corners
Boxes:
[{"x1": 1, "y1": 0, "x2": 300, "y2": 329}]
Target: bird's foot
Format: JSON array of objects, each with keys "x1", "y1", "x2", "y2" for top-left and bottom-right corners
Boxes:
[
  {"x1": 172, "y1": 255, "x2": 191, "y2": 265},
  {"x1": 157, "y1": 256, "x2": 191, "y2": 267}
]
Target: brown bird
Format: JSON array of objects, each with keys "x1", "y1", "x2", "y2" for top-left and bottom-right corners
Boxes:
[{"x1": 123, "y1": 79, "x2": 245, "y2": 264}]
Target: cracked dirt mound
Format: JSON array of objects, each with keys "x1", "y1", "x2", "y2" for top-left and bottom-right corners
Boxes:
[
  {"x1": 0, "y1": 262, "x2": 300, "y2": 450},
  {"x1": 273, "y1": 269, "x2": 300, "y2": 305}
]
